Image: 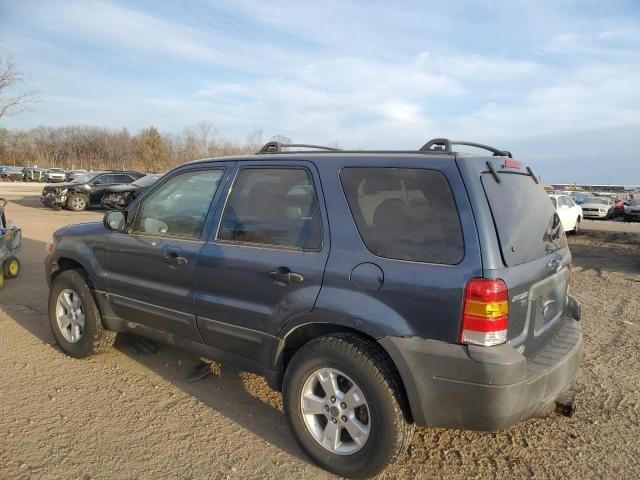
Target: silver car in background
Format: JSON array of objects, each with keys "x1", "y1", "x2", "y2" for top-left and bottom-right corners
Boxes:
[{"x1": 580, "y1": 196, "x2": 614, "y2": 219}]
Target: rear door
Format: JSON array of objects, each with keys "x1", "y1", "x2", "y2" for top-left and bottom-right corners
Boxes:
[
  {"x1": 195, "y1": 161, "x2": 330, "y2": 365},
  {"x1": 478, "y1": 160, "x2": 572, "y2": 356},
  {"x1": 557, "y1": 195, "x2": 575, "y2": 231},
  {"x1": 89, "y1": 174, "x2": 116, "y2": 204}
]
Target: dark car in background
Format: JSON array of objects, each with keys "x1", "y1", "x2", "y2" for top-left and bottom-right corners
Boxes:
[
  {"x1": 624, "y1": 198, "x2": 640, "y2": 222},
  {"x1": 101, "y1": 174, "x2": 162, "y2": 210},
  {"x1": 45, "y1": 138, "x2": 582, "y2": 478},
  {"x1": 41, "y1": 170, "x2": 144, "y2": 211},
  {"x1": 0, "y1": 167, "x2": 25, "y2": 182},
  {"x1": 24, "y1": 167, "x2": 46, "y2": 182}
]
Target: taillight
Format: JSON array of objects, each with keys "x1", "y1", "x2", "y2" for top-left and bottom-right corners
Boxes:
[
  {"x1": 504, "y1": 158, "x2": 521, "y2": 169},
  {"x1": 460, "y1": 278, "x2": 509, "y2": 347}
]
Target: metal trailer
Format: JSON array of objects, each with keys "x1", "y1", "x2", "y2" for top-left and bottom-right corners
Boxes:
[{"x1": 0, "y1": 198, "x2": 22, "y2": 287}]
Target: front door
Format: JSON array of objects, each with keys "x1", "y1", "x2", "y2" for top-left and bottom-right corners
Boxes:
[
  {"x1": 106, "y1": 167, "x2": 229, "y2": 342},
  {"x1": 89, "y1": 174, "x2": 117, "y2": 204},
  {"x1": 195, "y1": 163, "x2": 330, "y2": 364}
]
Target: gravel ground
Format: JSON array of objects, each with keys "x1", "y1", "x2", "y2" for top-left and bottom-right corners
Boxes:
[{"x1": 0, "y1": 183, "x2": 638, "y2": 479}]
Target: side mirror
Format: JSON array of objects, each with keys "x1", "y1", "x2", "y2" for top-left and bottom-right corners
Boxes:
[
  {"x1": 104, "y1": 210, "x2": 126, "y2": 231},
  {"x1": 93, "y1": 180, "x2": 102, "y2": 185}
]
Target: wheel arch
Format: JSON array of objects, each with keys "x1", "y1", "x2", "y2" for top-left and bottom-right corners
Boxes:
[{"x1": 274, "y1": 322, "x2": 414, "y2": 422}]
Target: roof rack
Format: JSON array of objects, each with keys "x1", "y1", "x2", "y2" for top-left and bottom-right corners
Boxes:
[
  {"x1": 419, "y1": 138, "x2": 512, "y2": 158},
  {"x1": 256, "y1": 138, "x2": 512, "y2": 157},
  {"x1": 257, "y1": 142, "x2": 341, "y2": 154}
]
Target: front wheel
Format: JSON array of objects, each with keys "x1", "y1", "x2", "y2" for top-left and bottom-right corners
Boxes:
[
  {"x1": 48, "y1": 269, "x2": 116, "y2": 358},
  {"x1": 67, "y1": 193, "x2": 88, "y2": 211},
  {"x1": 283, "y1": 334, "x2": 414, "y2": 479}
]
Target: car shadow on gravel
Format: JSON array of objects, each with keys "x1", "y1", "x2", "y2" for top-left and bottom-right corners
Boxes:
[
  {"x1": 9, "y1": 195, "x2": 108, "y2": 214},
  {"x1": 114, "y1": 335, "x2": 308, "y2": 462},
  {"x1": 3, "y1": 238, "x2": 308, "y2": 464}
]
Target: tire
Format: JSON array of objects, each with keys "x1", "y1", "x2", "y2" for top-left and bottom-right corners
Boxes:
[
  {"x1": 283, "y1": 334, "x2": 414, "y2": 479},
  {"x1": 67, "y1": 193, "x2": 88, "y2": 211},
  {"x1": 48, "y1": 269, "x2": 116, "y2": 358},
  {"x1": 573, "y1": 217, "x2": 581, "y2": 235},
  {"x1": 2, "y1": 256, "x2": 20, "y2": 279}
]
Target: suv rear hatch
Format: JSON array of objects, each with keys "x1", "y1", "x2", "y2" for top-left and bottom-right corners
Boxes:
[{"x1": 480, "y1": 159, "x2": 572, "y2": 357}]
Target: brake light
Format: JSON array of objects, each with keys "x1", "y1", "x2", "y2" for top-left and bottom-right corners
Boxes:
[
  {"x1": 460, "y1": 278, "x2": 509, "y2": 346},
  {"x1": 504, "y1": 158, "x2": 521, "y2": 169}
]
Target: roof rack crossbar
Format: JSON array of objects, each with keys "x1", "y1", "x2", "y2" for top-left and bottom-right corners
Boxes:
[
  {"x1": 419, "y1": 138, "x2": 512, "y2": 158},
  {"x1": 257, "y1": 142, "x2": 341, "y2": 154}
]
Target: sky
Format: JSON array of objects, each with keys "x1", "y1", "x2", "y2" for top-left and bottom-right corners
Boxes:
[{"x1": 1, "y1": 0, "x2": 639, "y2": 184}]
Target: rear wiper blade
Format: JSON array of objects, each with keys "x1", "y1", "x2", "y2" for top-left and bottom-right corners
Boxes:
[{"x1": 486, "y1": 161, "x2": 500, "y2": 183}]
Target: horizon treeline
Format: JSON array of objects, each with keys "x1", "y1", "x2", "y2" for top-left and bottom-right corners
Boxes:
[{"x1": 0, "y1": 122, "x2": 291, "y2": 173}]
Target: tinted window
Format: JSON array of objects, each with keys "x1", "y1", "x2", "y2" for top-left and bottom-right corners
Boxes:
[
  {"x1": 482, "y1": 173, "x2": 567, "y2": 267},
  {"x1": 132, "y1": 169, "x2": 224, "y2": 238},
  {"x1": 114, "y1": 174, "x2": 134, "y2": 183},
  {"x1": 340, "y1": 168, "x2": 464, "y2": 264},
  {"x1": 218, "y1": 168, "x2": 322, "y2": 251},
  {"x1": 95, "y1": 174, "x2": 115, "y2": 184}
]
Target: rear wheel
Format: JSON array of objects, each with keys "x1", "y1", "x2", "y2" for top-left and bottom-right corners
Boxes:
[
  {"x1": 48, "y1": 269, "x2": 116, "y2": 357},
  {"x1": 573, "y1": 217, "x2": 581, "y2": 234},
  {"x1": 283, "y1": 334, "x2": 414, "y2": 479},
  {"x1": 2, "y1": 256, "x2": 20, "y2": 279},
  {"x1": 67, "y1": 193, "x2": 88, "y2": 211}
]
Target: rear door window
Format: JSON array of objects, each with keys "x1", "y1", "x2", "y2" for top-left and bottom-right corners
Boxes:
[
  {"x1": 218, "y1": 167, "x2": 323, "y2": 251},
  {"x1": 340, "y1": 167, "x2": 464, "y2": 264},
  {"x1": 482, "y1": 173, "x2": 566, "y2": 266},
  {"x1": 114, "y1": 174, "x2": 135, "y2": 183}
]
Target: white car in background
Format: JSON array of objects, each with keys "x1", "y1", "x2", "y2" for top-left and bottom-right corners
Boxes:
[{"x1": 549, "y1": 194, "x2": 583, "y2": 234}]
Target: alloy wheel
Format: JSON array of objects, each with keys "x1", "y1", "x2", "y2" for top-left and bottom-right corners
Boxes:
[{"x1": 300, "y1": 367, "x2": 371, "y2": 455}]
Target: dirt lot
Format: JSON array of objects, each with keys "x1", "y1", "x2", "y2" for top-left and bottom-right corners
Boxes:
[{"x1": 1, "y1": 183, "x2": 639, "y2": 479}]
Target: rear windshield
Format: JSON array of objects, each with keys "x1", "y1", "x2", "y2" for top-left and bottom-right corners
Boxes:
[
  {"x1": 341, "y1": 167, "x2": 464, "y2": 264},
  {"x1": 482, "y1": 172, "x2": 566, "y2": 266}
]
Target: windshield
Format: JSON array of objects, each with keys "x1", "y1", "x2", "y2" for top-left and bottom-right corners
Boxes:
[
  {"x1": 50, "y1": 168, "x2": 65, "y2": 173},
  {"x1": 132, "y1": 174, "x2": 161, "y2": 187},
  {"x1": 549, "y1": 196, "x2": 558, "y2": 208},
  {"x1": 585, "y1": 197, "x2": 608, "y2": 205}
]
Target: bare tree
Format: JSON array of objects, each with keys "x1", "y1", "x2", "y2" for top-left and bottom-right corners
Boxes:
[
  {"x1": 271, "y1": 134, "x2": 293, "y2": 144},
  {"x1": 0, "y1": 58, "x2": 39, "y2": 119}
]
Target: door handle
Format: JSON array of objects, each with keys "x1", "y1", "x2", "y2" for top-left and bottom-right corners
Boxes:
[
  {"x1": 164, "y1": 252, "x2": 187, "y2": 266},
  {"x1": 268, "y1": 266, "x2": 304, "y2": 285}
]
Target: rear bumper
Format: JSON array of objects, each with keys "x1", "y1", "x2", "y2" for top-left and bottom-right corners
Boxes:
[{"x1": 380, "y1": 312, "x2": 583, "y2": 431}]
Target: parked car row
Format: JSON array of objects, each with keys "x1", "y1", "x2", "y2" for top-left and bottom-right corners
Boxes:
[
  {"x1": 549, "y1": 190, "x2": 639, "y2": 222},
  {"x1": 0, "y1": 166, "x2": 89, "y2": 183},
  {"x1": 40, "y1": 170, "x2": 162, "y2": 211}
]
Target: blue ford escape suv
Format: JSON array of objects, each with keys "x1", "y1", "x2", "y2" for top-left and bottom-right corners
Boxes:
[{"x1": 46, "y1": 139, "x2": 583, "y2": 479}]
